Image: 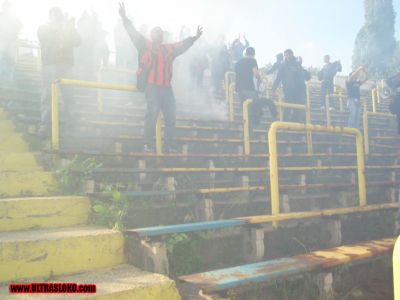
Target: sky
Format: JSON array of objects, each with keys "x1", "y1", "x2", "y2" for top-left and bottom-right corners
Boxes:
[{"x1": 9, "y1": 0, "x2": 400, "y2": 73}]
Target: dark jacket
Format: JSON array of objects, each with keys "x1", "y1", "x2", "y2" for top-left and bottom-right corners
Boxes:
[
  {"x1": 272, "y1": 59, "x2": 310, "y2": 103},
  {"x1": 37, "y1": 22, "x2": 81, "y2": 67},
  {"x1": 318, "y1": 61, "x2": 342, "y2": 83}
]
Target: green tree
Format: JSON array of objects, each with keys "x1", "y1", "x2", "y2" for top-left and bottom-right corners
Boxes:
[{"x1": 353, "y1": 0, "x2": 397, "y2": 78}]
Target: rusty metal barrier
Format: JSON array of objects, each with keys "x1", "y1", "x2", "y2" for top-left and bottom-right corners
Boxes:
[
  {"x1": 363, "y1": 111, "x2": 395, "y2": 155},
  {"x1": 96, "y1": 66, "x2": 136, "y2": 112},
  {"x1": 51, "y1": 78, "x2": 137, "y2": 150},
  {"x1": 268, "y1": 122, "x2": 366, "y2": 227}
]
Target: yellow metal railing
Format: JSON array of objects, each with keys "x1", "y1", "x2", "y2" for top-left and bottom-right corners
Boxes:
[
  {"x1": 325, "y1": 93, "x2": 345, "y2": 126},
  {"x1": 96, "y1": 66, "x2": 136, "y2": 112},
  {"x1": 363, "y1": 111, "x2": 395, "y2": 155},
  {"x1": 228, "y1": 83, "x2": 236, "y2": 121},
  {"x1": 242, "y1": 99, "x2": 313, "y2": 156},
  {"x1": 371, "y1": 88, "x2": 378, "y2": 113},
  {"x1": 225, "y1": 72, "x2": 236, "y2": 102},
  {"x1": 51, "y1": 79, "x2": 137, "y2": 150},
  {"x1": 156, "y1": 114, "x2": 163, "y2": 155},
  {"x1": 394, "y1": 235, "x2": 400, "y2": 300},
  {"x1": 276, "y1": 101, "x2": 313, "y2": 154},
  {"x1": 242, "y1": 99, "x2": 252, "y2": 156},
  {"x1": 268, "y1": 122, "x2": 366, "y2": 227}
]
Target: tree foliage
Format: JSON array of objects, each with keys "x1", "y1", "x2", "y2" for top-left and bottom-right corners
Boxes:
[{"x1": 353, "y1": 0, "x2": 397, "y2": 78}]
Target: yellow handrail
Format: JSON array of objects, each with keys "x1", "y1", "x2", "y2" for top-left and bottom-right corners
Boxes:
[
  {"x1": 371, "y1": 88, "x2": 377, "y2": 113},
  {"x1": 268, "y1": 122, "x2": 366, "y2": 228},
  {"x1": 96, "y1": 66, "x2": 136, "y2": 112},
  {"x1": 156, "y1": 114, "x2": 163, "y2": 155},
  {"x1": 274, "y1": 101, "x2": 313, "y2": 154},
  {"x1": 225, "y1": 72, "x2": 235, "y2": 101},
  {"x1": 325, "y1": 93, "x2": 345, "y2": 126},
  {"x1": 51, "y1": 78, "x2": 137, "y2": 150},
  {"x1": 228, "y1": 83, "x2": 236, "y2": 121},
  {"x1": 394, "y1": 235, "x2": 400, "y2": 300},
  {"x1": 363, "y1": 112, "x2": 395, "y2": 155},
  {"x1": 242, "y1": 99, "x2": 252, "y2": 156}
]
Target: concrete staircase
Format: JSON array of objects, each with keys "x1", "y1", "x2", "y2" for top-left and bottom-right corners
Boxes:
[{"x1": 0, "y1": 110, "x2": 180, "y2": 299}]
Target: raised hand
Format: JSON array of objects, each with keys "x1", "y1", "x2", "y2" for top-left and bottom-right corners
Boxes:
[
  {"x1": 119, "y1": 2, "x2": 127, "y2": 19},
  {"x1": 196, "y1": 26, "x2": 203, "y2": 39}
]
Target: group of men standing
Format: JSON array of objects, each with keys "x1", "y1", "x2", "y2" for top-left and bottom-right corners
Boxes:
[{"x1": 3, "y1": 2, "x2": 399, "y2": 154}]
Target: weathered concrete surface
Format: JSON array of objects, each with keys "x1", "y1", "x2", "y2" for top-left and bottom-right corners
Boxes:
[
  {"x1": 0, "y1": 196, "x2": 90, "y2": 232},
  {"x1": 0, "y1": 226, "x2": 124, "y2": 282},
  {"x1": 0, "y1": 265, "x2": 181, "y2": 299},
  {"x1": 0, "y1": 171, "x2": 55, "y2": 196}
]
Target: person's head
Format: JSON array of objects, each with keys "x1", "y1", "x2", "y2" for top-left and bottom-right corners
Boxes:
[
  {"x1": 245, "y1": 47, "x2": 255, "y2": 58},
  {"x1": 49, "y1": 7, "x2": 63, "y2": 24},
  {"x1": 284, "y1": 49, "x2": 294, "y2": 61},
  {"x1": 324, "y1": 55, "x2": 330, "y2": 64},
  {"x1": 150, "y1": 26, "x2": 163, "y2": 44},
  {"x1": 276, "y1": 53, "x2": 283, "y2": 62}
]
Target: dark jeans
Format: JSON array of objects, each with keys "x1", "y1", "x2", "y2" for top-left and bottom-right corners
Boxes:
[
  {"x1": 238, "y1": 90, "x2": 277, "y2": 130},
  {"x1": 40, "y1": 64, "x2": 74, "y2": 128},
  {"x1": 321, "y1": 80, "x2": 334, "y2": 107},
  {"x1": 347, "y1": 98, "x2": 361, "y2": 128},
  {"x1": 144, "y1": 85, "x2": 176, "y2": 148},
  {"x1": 282, "y1": 89, "x2": 306, "y2": 123}
]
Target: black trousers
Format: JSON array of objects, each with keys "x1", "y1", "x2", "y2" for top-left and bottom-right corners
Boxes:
[{"x1": 238, "y1": 90, "x2": 277, "y2": 129}]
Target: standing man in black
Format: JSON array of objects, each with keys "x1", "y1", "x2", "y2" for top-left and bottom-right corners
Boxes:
[
  {"x1": 235, "y1": 47, "x2": 276, "y2": 131},
  {"x1": 318, "y1": 55, "x2": 342, "y2": 110},
  {"x1": 272, "y1": 49, "x2": 310, "y2": 122},
  {"x1": 119, "y1": 3, "x2": 203, "y2": 152}
]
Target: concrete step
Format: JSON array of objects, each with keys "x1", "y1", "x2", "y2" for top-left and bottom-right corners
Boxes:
[
  {"x1": 0, "y1": 265, "x2": 180, "y2": 299},
  {"x1": 0, "y1": 196, "x2": 90, "y2": 232},
  {"x1": 0, "y1": 226, "x2": 124, "y2": 282},
  {"x1": 0, "y1": 151, "x2": 42, "y2": 172},
  {"x1": 0, "y1": 133, "x2": 30, "y2": 152},
  {"x1": 0, "y1": 171, "x2": 55, "y2": 197}
]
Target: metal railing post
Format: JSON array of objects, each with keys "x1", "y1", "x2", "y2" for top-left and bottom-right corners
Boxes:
[
  {"x1": 305, "y1": 83, "x2": 313, "y2": 154},
  {"x1": 339, "y1": 90, "x2": 344, "y2": 112},
  {"x1": 363, "y1": 111, "x2": 369, "y2": 155},
  {"x1": 278, "y1": 96, "x2": 284, "y2": 121},
  {"x1": 268, "y1": 122, "x2": 280, "y2": 228},
  {"x1": 372, "y1": 88, "x2": 377, "y2": 113},
  {"x1": 51, "y1": 81, "x2": 60, "y2": 150},
  {"x1": 325, "y1": 95, "x2": 331, "y2": 126},
  {"x1": 355, "y1": 129, "x2": 366, "y2": 206},
  {"x1": 268, "y1": 122, "x2": 366, "y2": 227},
  {"x1": 97, "y1": 66, "x2": 104, "y2": 112},
  {"x1": 228, "y1": 83, "x2": 235, "y2": 121},
  {"x1": 225, "y1": 72, "x2": 235, "y2": 102},
  {"x1": 394, "y1": 235, "x2": 400, "y2": 300},
  {"x1": 50, "y1": 79, "x2": 137, "y2": 151},
  {"x1": 156, "y1": 113, "x2": 163, "y2": 156},
  {"x1": 243, "y1": 99, "x2": 253, "y2": 156}
]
